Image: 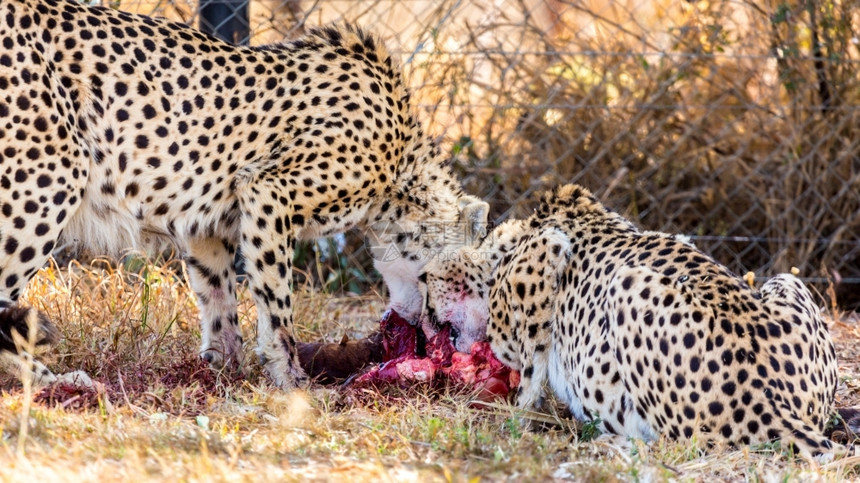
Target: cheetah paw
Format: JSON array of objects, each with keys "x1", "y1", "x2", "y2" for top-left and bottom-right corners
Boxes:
[{"x1": 54, "y1": 370, "x2": 94, "y2": 388}]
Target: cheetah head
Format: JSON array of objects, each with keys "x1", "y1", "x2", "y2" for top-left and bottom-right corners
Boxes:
[
  {"x1": 366, "y1": 162, "x2": 489, "y2": 322},
  {"x1": 418, "y1": 219, "x2": 530, "y2": 352},
  {"x1": 419, "y1": 247, "x2": 491, "y2": 353}
]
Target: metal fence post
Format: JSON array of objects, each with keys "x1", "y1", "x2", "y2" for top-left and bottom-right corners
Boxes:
[{"x1": 199, "y1": 0, "x2": 250, "y2": 45}]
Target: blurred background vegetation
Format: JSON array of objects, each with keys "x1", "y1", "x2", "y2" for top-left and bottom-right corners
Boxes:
[{"x1": 82, "y1": 0, "x2": 860, "y2": 306}]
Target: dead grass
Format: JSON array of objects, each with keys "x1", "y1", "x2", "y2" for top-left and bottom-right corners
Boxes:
[{"x1": 0, "y1": 257, "x2": 858, "y2": 481}]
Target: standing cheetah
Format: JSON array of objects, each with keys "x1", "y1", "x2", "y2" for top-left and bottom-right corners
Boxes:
[
  {"x1": 0, "y1": 0, "x2": 488, "y2": 388},
  {"x1": 421, "y1": 184, "x2": 849, "y2": 458}
]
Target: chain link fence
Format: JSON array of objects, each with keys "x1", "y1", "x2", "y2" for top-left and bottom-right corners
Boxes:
[{"x1": 110, "y1": 0, "x2": 859, "y2": 305}]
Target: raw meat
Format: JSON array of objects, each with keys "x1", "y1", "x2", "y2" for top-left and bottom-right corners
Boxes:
[{"x1": 347, "y1": 310, "x2": 519, "y2": 400}]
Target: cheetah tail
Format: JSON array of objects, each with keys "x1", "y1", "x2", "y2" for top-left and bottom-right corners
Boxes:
[
  {"x1": 777, "y1": 413, "x2": 857, "y2": 461},
  {"x1": 0, "y1": 305, "x2": 58, "y2": 354},
  {"x1": 827, "y1": 407, "x2": 860, "y2": 446}
]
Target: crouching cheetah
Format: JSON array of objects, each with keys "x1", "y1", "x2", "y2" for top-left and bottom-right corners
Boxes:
[
  {"x1": 0, "y1": 0, "x2": 488, "y2": 388},
  {"x1": 421, "y1": 183, "x2": 849, "y2": 458}
]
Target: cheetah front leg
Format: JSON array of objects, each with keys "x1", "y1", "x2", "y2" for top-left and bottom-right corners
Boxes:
[
  {"x1": 186, "y1": 238, "x2": 243, "y2": 371},
  {"x1": 237, "y1": 186, "x2": 307, "y2": 388},
  {"x1": 512, "y1": 322, "x2": 552, "y2": 413},
  {"x1": 498, "y1": 227, "x2": 571, "y2": 413}
]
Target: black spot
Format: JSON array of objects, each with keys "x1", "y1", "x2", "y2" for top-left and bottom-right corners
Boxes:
[
  {"x1": 689, "y1": 356, "x2": 700, "y2": 372},
  {"x1": 747, "y1": 420, "x2": 760, "y2": 434},
  {"x1": 263, "y1": 250, "x2": 276, "y2": 266},
  {"x1": 19, "y1": 247, "x2": 35, "y2": 263},
  {"x1": 708, "y1": 401, "x2": 724, "y2": 416},
  {"x1": 4, "y1": 237, "x2": 18, "y2": 254},
  {"x1": 683, "y1": 333, "x2": 695, "y2": 348},
  {"x1": 16, "y1": 95, "x2": 30, "y2": 110},
  {"x1": 33, "y1": 117, "x2": 48, "y2": 132},
  {"x1": 5, "y1": 274, "x2": 18, "y2": 288}
]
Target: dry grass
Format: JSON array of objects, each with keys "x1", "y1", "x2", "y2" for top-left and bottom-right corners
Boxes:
[{"x1": 0, "y1": 257, "x2": 859, "y2": 481}]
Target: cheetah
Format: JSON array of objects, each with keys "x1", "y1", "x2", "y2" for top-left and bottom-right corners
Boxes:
[
  {"x1": 421, "y1": 183, "x2": 850, "y2": 458},
  {"x1": 0, "y1": 0, "x2": 488, "y2": 388}
]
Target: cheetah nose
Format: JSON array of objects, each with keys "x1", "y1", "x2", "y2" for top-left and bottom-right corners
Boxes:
[
  {"x1": 201, "y1": 352, "x2": 214, "y2": 364},
  {"x1": 450, "y1": 326, "x2": 460, "y2": 345}
]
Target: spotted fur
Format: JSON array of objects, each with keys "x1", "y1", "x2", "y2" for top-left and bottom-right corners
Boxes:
[
  {"x1": 422, "y1": 184, "x2": 848, "y2": 458},
  {"x1": 0, "y1": 0, "x2": 487, "y2": 387}
]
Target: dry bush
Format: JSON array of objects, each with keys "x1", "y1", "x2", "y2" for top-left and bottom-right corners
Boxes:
[{"x1": 405, "y1": 0, "x2": 860, "y2": 291}]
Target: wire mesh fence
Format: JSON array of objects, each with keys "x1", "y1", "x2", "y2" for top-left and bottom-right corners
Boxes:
[{"x1": 103, "y1": 0, "x2": 859, "y2": 304}]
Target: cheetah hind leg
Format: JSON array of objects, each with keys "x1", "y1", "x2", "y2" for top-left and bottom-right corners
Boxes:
[
  {"x1": 604, "y1": 266, "x2": 704, "y2": 441},
  {"x1": 186, "y1": 238, "x2": 244, "y2": 372},
  {"x1": 607, "y1": 266, "x2": 849, "y2": 457}
]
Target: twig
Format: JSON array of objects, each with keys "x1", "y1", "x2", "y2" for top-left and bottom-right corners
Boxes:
[
  {"x1": 15, "y1": 313, "x2": 41, "y2": 458},
  {"x1": 117, "y1": 369, "x2": 149, "y2": 417},
  {"x1": 468, "y1": 399, "x2": 583, "y2": 431}
]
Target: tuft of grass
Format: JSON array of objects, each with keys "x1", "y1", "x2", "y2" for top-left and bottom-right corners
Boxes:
[
  {"x1": 0, "y1": 257, "x2": 857, "y2": 480},
  {"x1": 579, "y1": 413, "x2": 602, "y2": 443}
]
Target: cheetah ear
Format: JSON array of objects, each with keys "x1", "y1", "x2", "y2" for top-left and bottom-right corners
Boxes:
[{"x1": 459, "y1": 196, "x2": 489, "y2": 246}]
